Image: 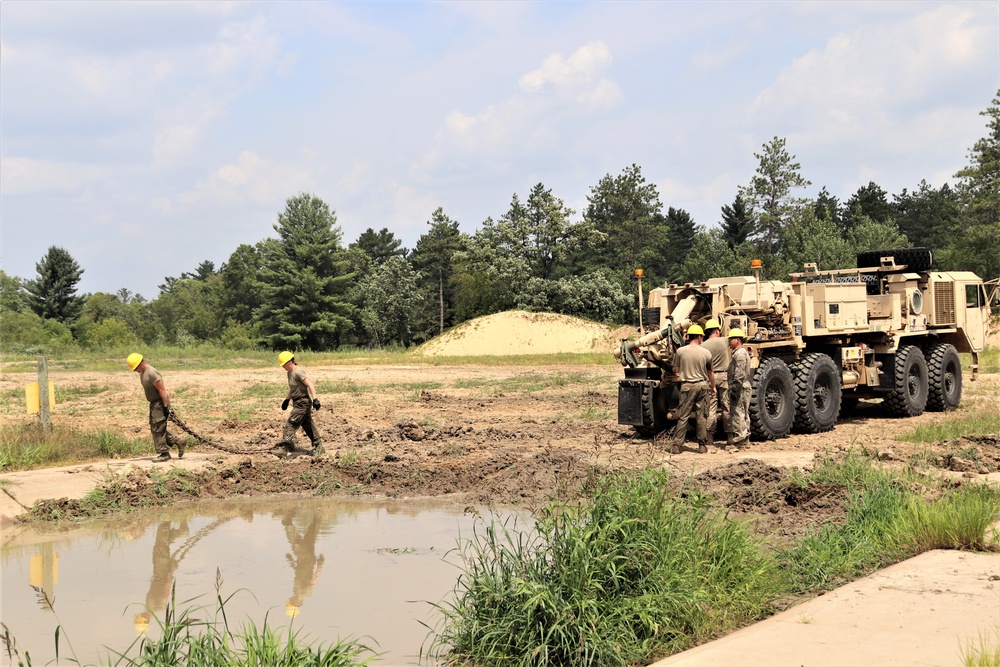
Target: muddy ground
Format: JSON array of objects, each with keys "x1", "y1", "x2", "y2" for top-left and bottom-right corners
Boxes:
[{"x1": 3, "y1": 363, "x2": 999, "y2": 544}]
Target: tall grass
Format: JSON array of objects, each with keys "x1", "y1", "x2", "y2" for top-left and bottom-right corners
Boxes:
[
  {"x1": 0, "y1": 423, "x2": 150, "y2": 472},
  {"x1": 429, "y1": 469, "x2": 782, "y2": 666},
  {"x1": 431, "y1": 457, "x2": 1000, "y2": 666}
]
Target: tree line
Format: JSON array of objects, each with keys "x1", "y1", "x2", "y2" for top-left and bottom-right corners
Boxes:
[{"x1": 2, "y1": 91, "x2": 997, "y2": 354}]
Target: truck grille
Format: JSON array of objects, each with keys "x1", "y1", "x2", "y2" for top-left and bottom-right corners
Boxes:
[{"x1": 934, "y1": 283, "x2": 955, "y2": 324}]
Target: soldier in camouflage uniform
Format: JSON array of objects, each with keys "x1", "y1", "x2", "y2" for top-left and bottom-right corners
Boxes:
[
  {"x1": 127, "y1": 353, "x2": 184, "y2": 463},
  {"x1": 668, "y1": 324, "x2": 716, "y2": 454},
  {"x1": 273, "y1": 351, "x2": 324, "y2": 457},
  {"x1": 701, "y1": 319, "x2": 730, "y2": 442},
  {"x1": 727, "y1": 329, "x2": 752, "y2": 448}
]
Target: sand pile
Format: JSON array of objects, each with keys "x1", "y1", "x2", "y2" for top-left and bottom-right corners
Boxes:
[{"x1": 416, "y1": 310, "x2": 632, "y2": 357}]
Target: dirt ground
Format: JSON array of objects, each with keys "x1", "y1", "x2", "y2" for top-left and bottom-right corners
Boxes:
[{"x1": 3, "y1": 361, "x2": 999, "y2": 539}]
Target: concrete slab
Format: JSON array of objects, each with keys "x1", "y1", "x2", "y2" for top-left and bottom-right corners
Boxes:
[{"x1": 652, "y1": 549, "x2": 1000, "y2": 667}]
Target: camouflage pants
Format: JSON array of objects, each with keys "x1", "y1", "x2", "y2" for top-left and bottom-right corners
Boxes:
[
  {"x1": 279, "y1": 397, "x2": 322, "y2": 449},
  {"x1": 707, "y1": 377, "x2": 729, "y2": 437},
  {"x1": 148, "y1": 402, "x2": 181, "y2": 455},
  {"x1": 728, "y1": 382, "x2": 751, "y2": 442},
  {"x1": 670, "y1": 381, "x2": 709, "y2": 447}
]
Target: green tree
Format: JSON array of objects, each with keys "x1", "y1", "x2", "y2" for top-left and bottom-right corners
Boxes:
[
  {"x1": 955, "y1": 89, "x2": 1000, "y2": 227},
  {"x1": 411, "y1": 207, "x2": 466, "y2": 338},
  {"x1": 893, "y1": 181, "x2": 961, "y2": 251},
  {"x1": 844, "y1": 217, "x2": 909, "y2": 255},
  {"x1": 24, "y1": 246, "x2": 86, "y2": 326},
  {"x1": 664, "y1": 207, "x2": 696, "y2": 280},
  {"x1": 720, "y1": 193, "x2": 754, "y2": 249},
  {"x1": 450, "y1": 218, "x2": 532, "y2": 322},
  {"x1": 841, "y1": 182, "x2": 894, "y2": 233},
  {"x1": 675, "y1": 229, "x2": 756, "y2": 284},
  {"x1": 218, "y1": 244, "x2": 264, "y2": 324},
  {"x1": 350, "y1": 228, "x2": 406, "y2": 265},
  {"x1": 581, "y1": 164, "x2": 668, "y2": 284},
  {"x1": 0, "y1": 270, "x2": 27, "y2": 312},
  {"x1": 813, "y1": 187, "x2": 841, "y2": 229},
  {"x1": 0, "y1": 310, "x2": 75, "y2": 353},
  {"x1": 740, "y1": 136, "x2": 812, "y2": 257},
  {"x1": 357, "y1": 256, "x2": 421, "y2": 347},
  {"x1": 774, "y1": 207, "x2": 851, "y2": 277},
  {"x1": 256, "y1": 193, "x2": 355, "y2": 350}
]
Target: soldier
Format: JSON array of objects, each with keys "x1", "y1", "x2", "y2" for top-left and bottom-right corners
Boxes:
[
  {"x1": 127, "y1": 353, "x2": 184, "y2": 462},
  {"x1": 727, "y1": 328, "x2": 752, "y2": 448},
  {"x1": 273, "y1": 351, "x2": 324, "y2": 457},
  {"x1": 701, "y1": 318, "x2": 731, "y2": 442},
  {"x1": 668, "y1": 324, "x2": 716, "y2": 454}
]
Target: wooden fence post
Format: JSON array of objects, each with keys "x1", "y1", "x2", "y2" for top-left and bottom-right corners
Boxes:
[{"x1": 38, "y1": 355, "x2": 52, "y2": 430}]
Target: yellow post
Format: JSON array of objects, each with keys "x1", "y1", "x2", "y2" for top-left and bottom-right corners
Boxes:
[{"x1": 25, "y1": 383, "x2": 56, "y2": 414}]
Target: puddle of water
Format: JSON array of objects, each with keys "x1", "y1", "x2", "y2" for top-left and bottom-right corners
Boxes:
[{"x1": 1, "y1": 497, "x2": 515, "y2": 666}]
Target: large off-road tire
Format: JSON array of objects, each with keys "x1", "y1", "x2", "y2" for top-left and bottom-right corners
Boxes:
[
  {"x1": 884, "y1": 345, "x2": 929, "y2": 417},
  {"x1": 634, "y1": 383, "x2": 666, "y2": 436},
  {"x1": 749, "y1": 357, "x2": 795, "y2": 440},
  {"x1": 925, "y1": 343, "x2": 962, "y2": 412},
  {"x1": 790, "y1": 352, "x2": 841, "y2": 433},
  {"x1": 856, "y1": 247, "x2": 933, "y2": 272}
]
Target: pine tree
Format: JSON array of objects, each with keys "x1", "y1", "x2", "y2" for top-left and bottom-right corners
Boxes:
[
  {"x1": 350, "y1": 228, "x2": 406, "y2": 265},
  {"x1": 720, "y1": 193, "x2": 754, "y2": 249},
  {"x1": 411, "y1": 207, "x2": 465, "y2": 337},
  {"x1": 256, "y1": 193, "x2": 355, "y2": 350},
  {"x1": 25, "y1": 246, "x2": 86, "y2": 326},
  {"x1": 740, "y1": 136, "x2": 812, "y2": 257},
  {"x1": 664, "y1": 207, "x2": 696, "y2": 280}
]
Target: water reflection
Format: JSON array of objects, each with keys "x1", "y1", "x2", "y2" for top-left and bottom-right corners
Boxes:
[{"x1": 2, "y1": 497, "x2": 512, "y2": 666}]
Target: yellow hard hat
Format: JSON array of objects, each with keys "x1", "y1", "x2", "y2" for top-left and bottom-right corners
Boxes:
[
  {"x1": 286, "y1": 602, "x2": 300, "y2": 617},
  {"x1": 278, "y1": 351, "x2": 295, "y2": 367},
  {"x1": 134, "y1": 612, "x2": 150, "y2": 633},
  {"x1": 728, "y1": 328, "x2": 746, "y2": 339},
  {"x1": 686, "y1": 324, "x2": 704, "y2": 337},
  {"x1": 704, "y1": 318, "x2": 721, "y2": 331},
  {"x1": 127, "y1": 353, "x2": 143, "y2": 371}
]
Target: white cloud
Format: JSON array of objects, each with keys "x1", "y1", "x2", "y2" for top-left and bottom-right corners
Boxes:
[
  {"x1": 0, "y1": 156, "x2": 105, "y2": 195},
  {"x1": 431, "y1": 41, "x2": 622, "y2": 161},
  {"x1": 177, "y1": 150, "x2": 318, "y2": 208}
]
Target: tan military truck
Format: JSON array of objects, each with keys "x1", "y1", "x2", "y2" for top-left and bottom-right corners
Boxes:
[{"x1": 616, "y1": 248, "x2": 990, "y2": 439}]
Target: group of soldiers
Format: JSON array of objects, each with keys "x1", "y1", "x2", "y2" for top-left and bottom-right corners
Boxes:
[
  {"x1": 126, "y1": 351, "x2": 324, "y2": 461},
  {"x1": 668, "y1": 319, "x2": 752, "y2": 454}
]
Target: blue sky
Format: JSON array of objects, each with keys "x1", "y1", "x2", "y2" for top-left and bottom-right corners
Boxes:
[{"x1": 1, "y1": 1, "x2": 997, "y2": 299}]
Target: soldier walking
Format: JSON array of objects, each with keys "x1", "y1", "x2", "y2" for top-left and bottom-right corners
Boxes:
[
  {"x1": 668, "y1": 324, "x2": 716, "y2": 454},
  {"x1": 701, "y1": 319, "x2": 731, "y2": 442},
  {"x1": 727, "y1": 329, "x2": 752, "y2": 448},
  {"x1": 273, "y1": 351, "x2": 324, "y2": 457},
  {"x1": 127, "y1": 353, "x2": 184, "y2": 462}
]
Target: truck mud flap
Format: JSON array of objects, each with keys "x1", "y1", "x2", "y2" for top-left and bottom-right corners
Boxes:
[{"x1": 618, "y1": 380, "x2": 652, "y2": 426}]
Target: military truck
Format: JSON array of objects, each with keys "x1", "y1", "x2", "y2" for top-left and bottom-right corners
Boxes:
[{"x1": 616, "y1": 248, "x2": 990, "y2": 439}]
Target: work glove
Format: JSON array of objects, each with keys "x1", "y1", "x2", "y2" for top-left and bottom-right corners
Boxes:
[
  {"x1": 163, "y1": 405, "x2": 171, "y2": 419},
  {"x1": 281, "y1": 398, "x2": 290, "y2": 411},
  {"x1": 312, "y1": 398, "x2": 321, "y2": 410}
]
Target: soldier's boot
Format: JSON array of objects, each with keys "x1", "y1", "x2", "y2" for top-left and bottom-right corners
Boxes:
[
  {"x1": 697, "y1": 442, "x2": 709, "y2": 454},
  {"x1": 177, "y1": 438, "x2": 186, "y2": 459},
  {"x1": 726, "y1": 433, "x2": 734, "y2": 448},
  {"x1": 152, "y1": 452, "x2": 171, "y2": 463},
  {"x1": 311, "y1": 441, "x2": 325, "y2": 456},
  {"x1": 270, "y1": 441, "x2": 295, "y2": 457},
  {"x1": 670, "y1": 443, "x2": 681, "y2": 455}
]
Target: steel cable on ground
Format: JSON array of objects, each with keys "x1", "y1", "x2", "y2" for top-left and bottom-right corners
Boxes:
[{"x1": 168, "y1": 412, "x2": 275, "y2": 455}]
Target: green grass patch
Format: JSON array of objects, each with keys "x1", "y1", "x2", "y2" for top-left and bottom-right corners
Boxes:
[
  {"x1": 316, "y1": 379, "x2": 366, "y2": 395},
  {"x1": 55, "y1": 383, "x2": 114, "y2": 401},
  {"x1": 240, "y1": 383, "x2": 277, "y2": 398},
  {"x1": 961, "y1": 624, "x2": 1000, "y2": 667},
  {"x1": 0, "y1": 423, "x2": 150, "y2": 472},
  {"x1": 896, "y1": 408, "x2": 1000, "y2": 443}
]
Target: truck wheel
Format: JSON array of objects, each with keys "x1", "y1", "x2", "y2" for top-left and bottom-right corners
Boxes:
[
  {"x1": 749, "y1": 357, "x2": 795, "y2": 440},
  {"x1": 925, "y1": 343, "x2": 962, "y2": 411},
  {"x1": 634, "y1": 383, "x2": 666, "y2": 436},
  {"x1": 884, "y1": 345, "x2": 929, "y2": 417},
  {"x1": 791, "y1": 353, "x2": 841, "y2": 433},
  {"x1": 856, "y1": 247, "x2": 933, "y2": 272}
]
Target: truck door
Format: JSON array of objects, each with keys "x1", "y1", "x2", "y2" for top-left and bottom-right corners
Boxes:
[{"x1": 964, "y1": 282, "x2": 989, "y2": 351}]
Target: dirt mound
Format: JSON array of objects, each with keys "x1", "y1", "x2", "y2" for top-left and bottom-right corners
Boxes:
[{"x1": 416, "y1": 310, "x2": 630, "y2": 356}]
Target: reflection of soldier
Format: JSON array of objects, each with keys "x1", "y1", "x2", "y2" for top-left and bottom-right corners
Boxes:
[
  {"x1": 134, "y1": 520, "x2": 188, "y2": 633},
  {"x1": 281, "y1": 512, "x2": 325, "y2": 618}
]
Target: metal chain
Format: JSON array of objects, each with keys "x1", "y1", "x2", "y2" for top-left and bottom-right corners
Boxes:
[{"x1": 168, "y1": 412, "x2": 275, "y2": 455}]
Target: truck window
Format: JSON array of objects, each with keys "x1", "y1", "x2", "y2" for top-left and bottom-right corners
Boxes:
[{"x1": 965, "y1": 284, "x2": 981, "y2": 308}]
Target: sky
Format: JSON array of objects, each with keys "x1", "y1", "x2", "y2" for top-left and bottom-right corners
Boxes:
[{"x1": 1, "y1": 1, "x2": 998, "y2": 299}]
